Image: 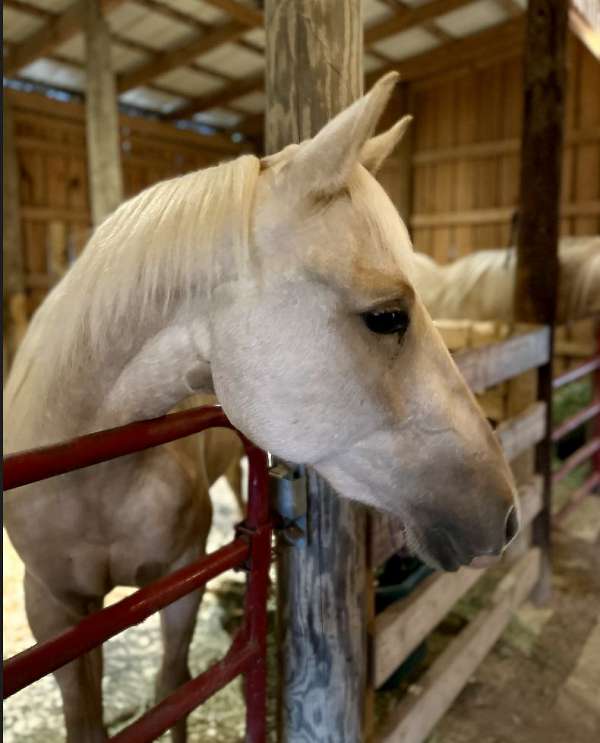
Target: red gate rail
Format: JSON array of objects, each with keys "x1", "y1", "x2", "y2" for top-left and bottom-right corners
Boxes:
[{"x1": 2, "y1": 406, "x2": 271, "y2": 743}]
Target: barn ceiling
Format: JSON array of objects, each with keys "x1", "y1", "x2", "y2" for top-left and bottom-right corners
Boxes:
[{"x1": 2, "y1": 0, "x2": 596, "y2": 142}]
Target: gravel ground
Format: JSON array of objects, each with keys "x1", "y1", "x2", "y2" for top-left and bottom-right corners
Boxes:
[{"x1": 3, "y1": 477, "x2": 252, "y2": 743}]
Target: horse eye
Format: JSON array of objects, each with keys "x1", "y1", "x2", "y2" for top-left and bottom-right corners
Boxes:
[{"x1": 362, "y1": 309, "x2": 410, "y2": 336}]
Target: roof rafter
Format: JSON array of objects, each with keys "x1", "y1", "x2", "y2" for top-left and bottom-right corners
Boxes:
[
  {"x1": 201, "y1": 0, "x2": 263, "y2": 28},
  {"x1": 4, "y1": 0, "x2": 125, "y2": 76},
  {"x1": 116, "y1": 20, "x2": 250, "y2": 92},
  {"x1": 366, "y1": 16, "x2": 525, "y2": 85},
  {"x1": 171, "y1": 0, "x2": 473, "y2": 120},
  {"x1": 4, "y1": 0, "x2": 48, "y2": 19},
  {"x1": 365, "y1": 0, "x2": 473, "y2": 45}
]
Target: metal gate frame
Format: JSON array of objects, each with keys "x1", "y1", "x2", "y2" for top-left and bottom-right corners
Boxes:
[{"x1": 2, "y1": 405, "x2": 271, "y2": 743}]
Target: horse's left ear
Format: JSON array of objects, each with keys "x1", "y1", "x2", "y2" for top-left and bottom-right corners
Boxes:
[
  {"x1": 360, "y1": 115, "x2": 412, "y2": 175},
  {"x1": 292, "y1": 71, "x2": 400, "y2": 193}
]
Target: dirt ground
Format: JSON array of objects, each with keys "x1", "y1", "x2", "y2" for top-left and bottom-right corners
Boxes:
[{"x1": 428, "y1": 493, "x2": 600, "y2": 743}]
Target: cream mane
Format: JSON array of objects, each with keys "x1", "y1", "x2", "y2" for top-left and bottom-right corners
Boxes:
[{"x1": 26, "y1": 155, "x2": 261, "y2": 370}]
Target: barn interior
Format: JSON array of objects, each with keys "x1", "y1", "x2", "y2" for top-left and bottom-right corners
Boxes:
[{"x1": 3, "y1": 2, "x2": 600, "y2": 743}]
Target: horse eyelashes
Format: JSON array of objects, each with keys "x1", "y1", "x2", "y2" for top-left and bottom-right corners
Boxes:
[{"x1": 361, "y1": 309, "x2": 410, "y2": 338}]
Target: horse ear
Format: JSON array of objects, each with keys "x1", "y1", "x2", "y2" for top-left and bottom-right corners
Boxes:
[
  {"x1": 292, "y1": 71, "x2": 400, "y2": 193},
  {"x1": 360, "y1": 115, "x2": 412, "y2": 175}
]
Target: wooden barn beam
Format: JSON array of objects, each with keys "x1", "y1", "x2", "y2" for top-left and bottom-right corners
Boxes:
[
  {"x1": 131, "y1": 0, "x2": 263, "y2": 57},
  {"x1": 201, "y1": 0, "x2": 263, "y2": 27},
  {"x1": 2, "y1": 93, "x2": 28, "y2": 375},
  {"x1": 236, "y1": 111, "x2": 264, "y2": 135},
  {"x1": 367, "y1": 16, "x2": 524, "y2": 85},
  {"x1": 4, "y1": 0, "x2": 124, "y2": 77},
  {"x1": 116, "y1": 20, "x2": 249, "y2": 93},
  {"x1": 166, "y1": 71, "x2": 263, "y2": 120},
  {"x1": 4, "y1": 0, "x2": 48, "y2": 19},
  {"x1": 365, "y1": 0, "x2": 472, "y2": 45},
  {"x1": 265, "y1": 3, "x2": 367, "y2": 742},
  {"x1": 84, "y1": 0, "x2": 123, "y2": 225},
  {"x1": 514, "y1": 0, "x2": 568, "y2": 602}
]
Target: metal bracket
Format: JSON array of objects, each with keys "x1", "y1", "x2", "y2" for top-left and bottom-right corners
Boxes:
[{"x1": 269, "y1": 461, "x2": 307, "y2": 546}]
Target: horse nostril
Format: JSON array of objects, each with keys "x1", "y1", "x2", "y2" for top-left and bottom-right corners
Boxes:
[{"x1": 505, "y1": 505, "x2": 519, "y2": 545}]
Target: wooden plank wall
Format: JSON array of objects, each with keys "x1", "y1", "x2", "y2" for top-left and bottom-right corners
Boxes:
[
  {"x1": 6, "y1": 88, "x2": 245, "y2": 318},
  {"x1": 409, "y1": 36, "x2": 600, "y2": 262}
]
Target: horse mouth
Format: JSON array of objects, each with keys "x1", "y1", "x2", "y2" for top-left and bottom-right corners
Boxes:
[{"x1": 408, "y1": 524, "x2": 501, "y2": 573}]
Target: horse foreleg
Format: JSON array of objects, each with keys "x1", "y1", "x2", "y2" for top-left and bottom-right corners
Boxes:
[
  {"x1": 24, "y1": 571, "x2": 106, "y2": 743},
  {"x1": 156, "y1": 578, "x2": 204, "y2": 743}
]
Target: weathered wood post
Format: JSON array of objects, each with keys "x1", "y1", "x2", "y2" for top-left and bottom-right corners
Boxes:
[
  {"x1": 514, "y1": 0, "x2": 568, "y2": 601},
  {"x1": 3, "y1": 94, "x2": 28, "y2": 377},
  {"x1": 264, "y1": 2, "x2": 368, "y2": 741},
  {"x1": 84, "y1": 0, "x2": 123, "y2": 225}
]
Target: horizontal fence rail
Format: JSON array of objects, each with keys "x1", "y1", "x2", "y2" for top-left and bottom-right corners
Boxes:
[
  {"x1": 553, "y1": 356, "x2": 600, "y2": 390},
  {"x1": 3, "y1": 406, "x2": 271, "y2": 743},
  {"x1": 552, "y1": 326, "x2": 600, "y2": 523}
]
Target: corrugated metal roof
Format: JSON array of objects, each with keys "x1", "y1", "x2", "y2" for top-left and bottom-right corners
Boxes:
[
  {"x1": 373, "y1": 27, "x2": 441, "y2": 60},
  {"x1": 436, "y1": 0, "x2": 508, "y2": 37},
  {"x1": 198, "y1": 43, "x2": 264, "y2": 79}
]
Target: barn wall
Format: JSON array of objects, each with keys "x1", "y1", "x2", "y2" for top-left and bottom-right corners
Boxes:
[
  {"x1": 409, "y1": 36, "x2": 600, "y2": 262},
  {"x1": 6, "y1": 88, "x2": 246, "y2": 317}
]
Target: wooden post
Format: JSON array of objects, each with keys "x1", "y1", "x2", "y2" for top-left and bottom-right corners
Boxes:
[
  {"x1": 3, "y1": 93, "x2": 28, "y2": 377},
  {"x1": 514, "y1": 0, "x2": 568, "y2": 601},
  {"x1": 84, "y1": 0, "x2": 123, "y2": 225},
  {"x1": 264, "y1": 2, "x2": 367, "y2": 741}
]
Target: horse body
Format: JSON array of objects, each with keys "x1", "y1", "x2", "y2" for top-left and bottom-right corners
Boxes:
[
  {"x1": 412, "y1": 237, "x2": 600, "y2": 322},
  {"x1": 4, "y1": 74, "x2": 518, "y2": 742}
]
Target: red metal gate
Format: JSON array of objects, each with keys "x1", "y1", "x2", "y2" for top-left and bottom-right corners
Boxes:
[{"x1": 2, "y1": 405, "x2": 271, "y2": 742}]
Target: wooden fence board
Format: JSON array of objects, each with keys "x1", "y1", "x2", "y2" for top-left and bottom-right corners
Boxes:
[
  {"x1": 372, "y1": 478, "x2": 542, "y2": 688},
  {"x1": 496, "y1": 401, "x2": 546, "y2": 461},
  {"x1": 376, "y1": 548, "x2": 541, "y2": 743},
  {"x1": 409, "y1": 38, "x2": 600, "y2": 260},
  {"x1": 454, "y1": 326, "x2": 551, "y2": 392}
]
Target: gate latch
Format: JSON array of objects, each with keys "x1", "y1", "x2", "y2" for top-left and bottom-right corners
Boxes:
[{"x1": 269, "y1": 462, "x2": 307, "y2": 546}]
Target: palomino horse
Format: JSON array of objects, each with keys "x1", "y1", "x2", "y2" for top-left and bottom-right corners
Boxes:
[
  {"x1": 4, "y1": 73, "x2": 518, "y2": 743},
  {"x1": 411, "y1": 236, "x2": 600, "y2": 322}
]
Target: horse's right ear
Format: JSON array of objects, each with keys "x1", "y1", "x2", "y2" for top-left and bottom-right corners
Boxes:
[
  {"x1": 291, "y1": 71, "x2": 400, "y2": 194},
  {"x1": 360, "y1": 115, "x2": 412, "y2": 175}
]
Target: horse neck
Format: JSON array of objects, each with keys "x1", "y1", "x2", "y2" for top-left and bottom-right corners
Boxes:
[
  {"x1": 9, "y1": 267, "x2": 217, "y2": 449},
  {"x1": 94, "y1": 304, "x2": 213, "y2": 429}
]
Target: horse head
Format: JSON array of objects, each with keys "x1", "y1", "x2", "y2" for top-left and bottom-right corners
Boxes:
[{"x1": 208, "y1": 73, "x2": 519, "y2": 571}]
